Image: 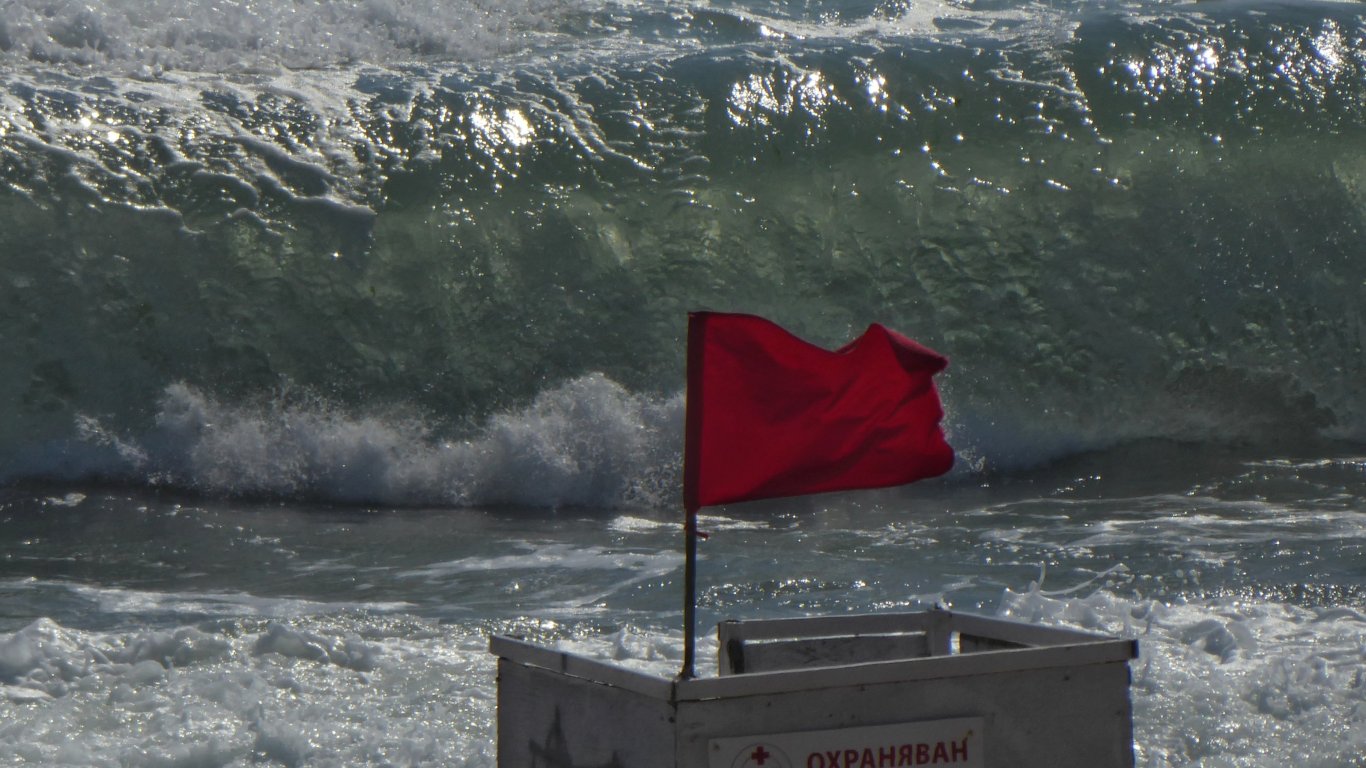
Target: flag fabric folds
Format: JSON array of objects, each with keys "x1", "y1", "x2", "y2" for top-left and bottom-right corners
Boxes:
[{"x1": 683, "y1": 312, "x2": 953, "y2": 512}]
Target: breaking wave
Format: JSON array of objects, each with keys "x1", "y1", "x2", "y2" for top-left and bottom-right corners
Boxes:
[{"x1": 2, "y1": 0, "x2": 1365, "y2": 504}]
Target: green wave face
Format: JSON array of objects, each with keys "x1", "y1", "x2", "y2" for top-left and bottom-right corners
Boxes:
[{"x1": 1, "y1": 1, "x2": 1364, "y2": 494}]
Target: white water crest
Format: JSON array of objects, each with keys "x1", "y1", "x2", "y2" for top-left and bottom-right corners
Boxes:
[{"x1": 36, "y1": 375, "x2": 684, "y2": 508}]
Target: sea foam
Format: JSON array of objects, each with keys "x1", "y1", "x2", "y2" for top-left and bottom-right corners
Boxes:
[{"x1": 2, "y1": 583, "x2": 1363, "y2": 767}]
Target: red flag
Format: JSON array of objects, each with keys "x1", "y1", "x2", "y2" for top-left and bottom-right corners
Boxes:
[{"x1": 683, "y1": 312, "x2": 953, "y2": 511}]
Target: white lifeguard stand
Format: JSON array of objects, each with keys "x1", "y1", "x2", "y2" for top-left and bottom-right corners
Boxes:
[{"x1": 491, "y1": 609, "x2": 1137, "y2": 767}]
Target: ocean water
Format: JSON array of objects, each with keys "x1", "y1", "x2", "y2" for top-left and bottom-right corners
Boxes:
[{"x1": 1, "y1": 0, "x2": 1365, "y2": 764}]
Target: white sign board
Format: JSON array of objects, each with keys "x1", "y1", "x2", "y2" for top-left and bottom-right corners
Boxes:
[{"x1": 709, "y1": 717, "x2": 984, "y2": 768}]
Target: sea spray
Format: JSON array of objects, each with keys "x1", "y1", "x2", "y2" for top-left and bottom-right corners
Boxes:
[{"x1": 20, "y1": 375, "x2": 683, "y2": 507}]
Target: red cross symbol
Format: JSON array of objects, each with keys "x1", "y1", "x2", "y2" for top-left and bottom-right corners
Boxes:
[{"x1": 750, "y1": 746, "x2": 772, "y2": 766}]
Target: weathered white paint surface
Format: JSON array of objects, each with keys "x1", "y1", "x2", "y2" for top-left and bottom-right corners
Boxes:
[{"x1": 491, "y1": 611, "x2": 1137, "y2": 768}]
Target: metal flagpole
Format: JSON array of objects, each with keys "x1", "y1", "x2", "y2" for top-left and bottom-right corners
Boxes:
[
  {"x1": 681, "y1": 510, "x2": 698, "y2": 680},
  {"x1": 680, "y1": 312, "x2": 705, "y2": 681}
]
